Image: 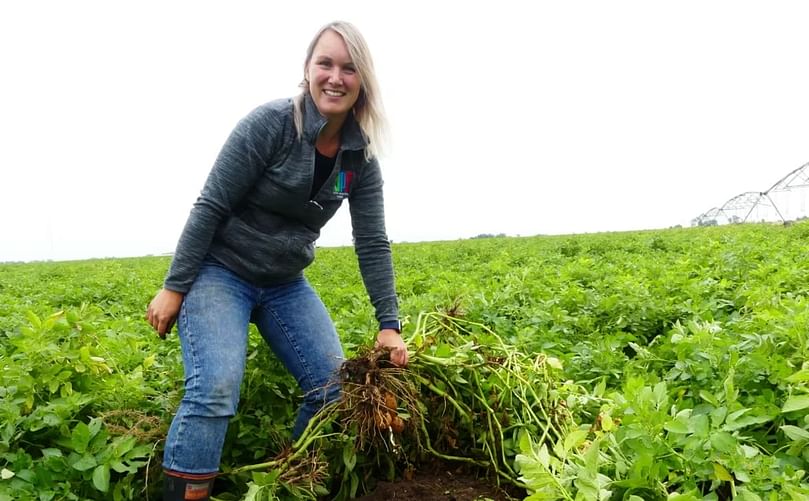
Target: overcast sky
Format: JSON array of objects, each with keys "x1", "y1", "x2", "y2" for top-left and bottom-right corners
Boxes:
[{"x1": 1, "y1": 1, "x2": 808, "y2": 262}]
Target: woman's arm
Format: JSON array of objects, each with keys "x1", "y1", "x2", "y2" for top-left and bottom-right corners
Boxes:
[
  {"x1": 146, "y1": 105, "x2": 283, "y2": 337},
  {"x1": 348, "y1": 157, "x2": 407, "y2": 365},
  {"x1": 164, "y1": 106, "x2": 282, "y2": 292}
]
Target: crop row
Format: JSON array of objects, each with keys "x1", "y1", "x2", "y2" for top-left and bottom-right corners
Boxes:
[{"x1": 1, "y1": 222, "x2": 808, "y2": 499}]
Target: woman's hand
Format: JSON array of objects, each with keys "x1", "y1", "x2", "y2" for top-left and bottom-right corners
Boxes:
[
  {"x1": 375, "y1": 329, "x2": 408, "y2": 367},
  {"x1": 146, "y1": 288, "x2": 185, "y2": 338}
]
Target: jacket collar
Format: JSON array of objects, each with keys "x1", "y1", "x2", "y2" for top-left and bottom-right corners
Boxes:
[{"x1": 302, "y1": 92, "x2": 368, "y2": 152}]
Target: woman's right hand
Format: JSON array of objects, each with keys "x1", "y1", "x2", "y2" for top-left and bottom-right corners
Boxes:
[{"x1": 146, "y1": 288, "x2": 185, "y2": 338}]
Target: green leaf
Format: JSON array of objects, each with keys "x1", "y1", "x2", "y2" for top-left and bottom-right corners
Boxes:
[
  {"x1": 88, "y1": 417, "x2": 103, "y2": 438},
  {"x1": 711, "y1": 406, "x2": 728, "y2": 428},
  {"x1": 537, "y1": 443, "x2": 550, "y2": 468},
  {"x1": 782, "y1": 394, "x2": 809, "y2": 413},
  {"x1": 574, "y1": 473, "x2": 599, "y2": 501},
  {"x1": 242, "y1": 483, "x2": 262, "y2": 501},
  {"x1": 142, "y1": 353, "x2": 157, "y2": 369},
  {"x1": 653, "y1": 382, "x2": 668, "y2": 410},
  {"x1": 601, "y1": 413, "x2": 615, "y2": 432},
  {"x1": 66, "y1": 310, "x2": 80, "y2": 324},
  {"x1": 594, "y1": 378, "x2": 606, "y2": 398},
  {"x1": 781, "y1": 425, "x2": 809, "y2": 441},
  {"x1": 518, "y1": 430, "x2": 533, "y2": 454},
  {"x1": 43, "y1": 413, "x2": 61, "y2": 427},
  {"x1": 710, "y1": 431, "x2": 737, "y2": 453},
  {"x1": 110, "y1": 460, "x2": 129, "y2": 473},
  {"x1": 14, "y1": 469, "x2": 35, "y2": 483},
  {"x1": 71, "y1": 422, "x2": 92, "y2": 454},
  {"x1": 691, "y1": 414, "x2": 710, "y2": 437},
  {"x1": 251, "y1": 470, "x2": 280, "y2": 486},
  {"x1": 713, "y1": 463, "x2": 733, "y2": 481},
  {"x1": 699, "y1": 390, "x2": 720, "y2": 407},
  {"x1": 664, "y1": 416, "x2": 690, "y2": 434},
  {"x1": 434, "y1": 344, "x2": 453, "y2": 358},
  {"x1": 41, "y1": 448, "x2": 63, "y2": 459},
  {"x1": 545, "y1": 356, "x2": 563, "y2": 370},
  {"x1": 111, "y1": 435, "x2": 136, "y2": 458},
  {"x1": 724, "y1": 409, "x2": 772, "y2": 431},
  {"x1": 582, "y1": 437, "x2": 600, "y2": 471},
  {"x1": 735, "y1": 487, "x2": 763, "y2": 501},
  {"x1": 725, "y1": 408, "x2": 750, "y2": 423},
  {"x1": 25, "y1": 310, "x2": 41, "y2": 329},
  {"x1": 563, "y1": 429, "x2": 588, "y2": 453},
  {"x1": 92, "y1": 464, "x2": 110, "y2": 492},
  {"x1": 72, "y1": 453, "x2": 97, "y2": 471},
  {"x1": 785, "y1": 369, "x2": 809, "y2": 383}
]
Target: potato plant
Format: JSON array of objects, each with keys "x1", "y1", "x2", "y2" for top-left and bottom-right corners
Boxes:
[{"x1": 1, "y1": 221, "x2": 808, "y2": 499}]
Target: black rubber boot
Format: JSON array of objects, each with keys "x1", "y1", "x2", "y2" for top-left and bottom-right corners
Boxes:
[{"x1": 163, "y1": 470, "x2": 216, "y2": 501}]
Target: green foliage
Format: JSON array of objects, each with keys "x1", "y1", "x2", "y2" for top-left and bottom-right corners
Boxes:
[
  {"x1": 1, "y1": 221, "x2": 809, "y2": 498},
  {"x1": 0, "y1": 308, "x2": 159, "y2": 499}
]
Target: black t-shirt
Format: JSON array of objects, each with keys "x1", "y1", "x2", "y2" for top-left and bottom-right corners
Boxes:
[{"x1": 310, "y1": 149, "x2": 337, "y2": 199}]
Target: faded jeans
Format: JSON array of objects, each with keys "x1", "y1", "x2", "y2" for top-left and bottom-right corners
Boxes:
[{"x1": 162, "y1": 260, "x2": 344, "y2": 474}]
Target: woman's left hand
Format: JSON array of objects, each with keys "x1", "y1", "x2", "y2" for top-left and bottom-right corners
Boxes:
[{"x1": 375, "y1": 329, "x2": 408, "y2": 367}]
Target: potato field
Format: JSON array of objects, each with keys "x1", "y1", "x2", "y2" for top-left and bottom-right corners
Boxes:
[{"x1": 2, "y1": 222, "x2": 809, "y2": 500}]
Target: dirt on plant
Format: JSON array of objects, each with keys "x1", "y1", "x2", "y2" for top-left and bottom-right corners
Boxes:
[
  {"x1": 354, "y1": 464, "x2": 523, "y2": 501},
  {"x1": 336, "y1": 347, "x2": 526, "y2": 500}
]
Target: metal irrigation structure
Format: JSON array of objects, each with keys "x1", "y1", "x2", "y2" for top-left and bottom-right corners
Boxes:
[{"x1": 692, "y1": 162, "x2": 809, "y2": 227}]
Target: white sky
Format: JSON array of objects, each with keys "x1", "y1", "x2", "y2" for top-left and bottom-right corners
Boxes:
[{"x1": 1, "y1": 1, "x2": 807, "y2": 262}]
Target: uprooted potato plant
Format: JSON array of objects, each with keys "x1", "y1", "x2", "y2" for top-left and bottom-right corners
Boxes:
[{"x1": 224, "y1": 311, "x2": 602, "y2": 501}]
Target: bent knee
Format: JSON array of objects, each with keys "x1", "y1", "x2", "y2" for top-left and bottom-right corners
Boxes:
[{"x1": 182, "y1": 376, "x2": 242, "y2": 417}]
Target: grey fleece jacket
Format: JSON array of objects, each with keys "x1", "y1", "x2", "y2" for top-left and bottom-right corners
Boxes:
[{"x1": 164, "y1": 94, "x2": 398, "y2": 324}]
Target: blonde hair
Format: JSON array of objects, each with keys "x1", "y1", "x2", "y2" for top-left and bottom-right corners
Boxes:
[{"x1": 294, "y1": 21, "x2": 388, "y2": 160}]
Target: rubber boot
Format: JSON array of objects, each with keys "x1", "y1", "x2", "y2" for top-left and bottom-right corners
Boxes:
[{"x1": 163, "y1": 470, "x2": 217, "y2": 501}]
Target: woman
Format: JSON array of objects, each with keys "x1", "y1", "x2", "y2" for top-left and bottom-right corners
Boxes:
[{"x1": 146, "y1": 21, "x2": 407, "y2": 501}]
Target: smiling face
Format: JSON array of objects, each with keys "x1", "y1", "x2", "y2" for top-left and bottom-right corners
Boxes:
[{"x1": 306, "y1": 29, "x2": 362, "y2": 123}]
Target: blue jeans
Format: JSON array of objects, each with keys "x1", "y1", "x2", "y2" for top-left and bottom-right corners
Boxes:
[{"x1": 162, "y1": 261, "x2": 344, "y2": 474}]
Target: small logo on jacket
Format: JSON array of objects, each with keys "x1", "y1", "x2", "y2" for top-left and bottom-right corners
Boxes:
[{"x1": 334, "y1": 170, "x2": 353, "y2": 198}]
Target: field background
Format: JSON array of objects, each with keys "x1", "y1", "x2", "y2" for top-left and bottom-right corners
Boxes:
[{"x1": 2, "y1": 222, "x2": 809, "y2": 500}]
